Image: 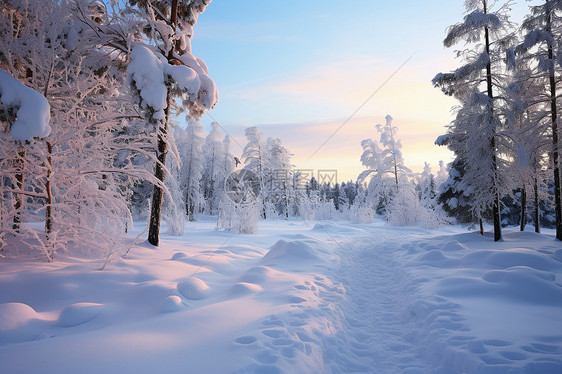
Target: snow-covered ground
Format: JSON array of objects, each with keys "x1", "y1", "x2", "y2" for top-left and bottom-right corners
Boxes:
[{"x1": 1, "y1": 219, "x2": 561, "y2": 374}]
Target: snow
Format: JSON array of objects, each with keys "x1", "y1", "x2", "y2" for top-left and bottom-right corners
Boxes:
[
  {"x1": 1, "y1": 219, "x2": 561, "y2": 373},
  {"x1": 0, "y1": 68, "x2": 51, "y2": 141},
  {"x1": 58, "y1": 303, "x2": 104, "y2": 327},
  {"x1": 127, "y1": 46, "x2": 205, "y2": 120},
  {"x1": 127, "y1": 46, "x2": 168, "y2": 119},
  {"x1": 177, "y1": 277, "x2": 210, "y2": 300}
]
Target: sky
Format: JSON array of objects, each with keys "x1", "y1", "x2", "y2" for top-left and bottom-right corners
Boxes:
[{"x1": 191, "y1": 0, "x2": 539, "y2": 182}]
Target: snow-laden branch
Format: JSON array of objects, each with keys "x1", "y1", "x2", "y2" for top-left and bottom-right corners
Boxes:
[
  {"x1": 0, "y1": 69, "x2": 51, "y2": 142},
  {"x1": 444, "y1": 11, "x2": 501, "y2": 47}
]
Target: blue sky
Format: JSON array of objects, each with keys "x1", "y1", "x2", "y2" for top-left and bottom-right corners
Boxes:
[{"x1": 191, "y1": 1, "x2": 539, "y2": 181}]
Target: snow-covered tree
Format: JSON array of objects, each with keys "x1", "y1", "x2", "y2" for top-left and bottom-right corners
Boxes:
[
  {"x1": 433, "y1": 0, "x2": 514, "y2": 241},
  {"x1": 436, "y1": 160, "x2": 449, "y2": 188},
  {"x1": 90, "y1": 0, "x2": 219, "y2": 245},
  {"x1": 0, "y1": 66, "x2": 51, "y2": 251},
  {"x1": 514, "y1": 0, "x2": 562, "y2": 239},
  {"x1": 417, "y1": 162, "x2": 437, "y2": 208},
  {"x1": 266, "y1": 137, "x2": 293, "y2": 218},
  {"x1": 242, "y1": 126, "x2": 268, "y2": 218},
  {"x1": 215, "y1": 135, "x2": 237, "y2": 228},
  {"x1": 201, "y1": 122, "x2": 225, "y2": 215},
  {"x1": 358, "y1": 115, "x2": 411, "y2": 216},
  {"x1": 177, "y1": 118, "x2": 205, "y2": 221},
  {"x1": 1, "y1": 0, "x2": 158, "y2": 260}
]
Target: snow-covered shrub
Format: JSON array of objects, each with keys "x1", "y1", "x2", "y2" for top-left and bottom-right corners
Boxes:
[{"x1": 386, "y1": 186, "x2": 450, "y2": 228}]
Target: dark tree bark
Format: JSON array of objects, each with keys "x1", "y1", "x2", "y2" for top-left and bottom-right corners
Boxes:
[
  {"x1": 520, "y1": 187, "x2": 526, "y2": 231},
  {"x1": 45, "y1": 141, "x2": 53, "y2": 235},
  {"x1": 534, "y1": 177, "x2": 540, "y2": 233},
  {"x1": 12, "y1": 148, "x2": 25, "y2": 233},
  {"x1": 546, "y1": 11, "x2": 562, "y2": 241},
  {"x1": 148, "y1": 0, "x2": 178, "y2": 246},
  {"x1": 484, "y1": 0, "x2": 502, "y2": 242}
]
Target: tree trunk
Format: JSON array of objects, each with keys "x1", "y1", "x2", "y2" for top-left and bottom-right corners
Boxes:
[
  {"x1": 547, "y1": 11, "x2": 562, "y2": 240},
  {"x1": 393, "y1": 153, "x2": 399, "y2": 190},
  {"x1": 285, "y1": 182, "x2": 289, "y2": 219},
  {"x1": 148, "y1": 0, "x2": 178, "y2": 246},
  {"x1": 45, "y1": 141, "x2": 53, "y2": 235},
  {"x1": 479, "y1": 218, "x2": 484, "y2": 236},
  {"x1": 519, "y1": 187, "x2": 526, "y2": 231},
  {"x1": 534, "y1": 177, "x2": 540, "y2": 233},
  {"x1": 484, "y1": 3, "x2": 502, "y2": 242},
  {"x1": 12, "y1": 148, "x2": 25, "y2": 233},
  {"x1": 43, "y1": 69, "x2": 53, "y2": 237}
]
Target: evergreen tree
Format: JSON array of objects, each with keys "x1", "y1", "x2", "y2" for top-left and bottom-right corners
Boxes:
[
  {"x1": 434, "y1": 0, "x2": 514, "y2": 241},
  {"x1": 515, "y1": 0, "x2": 562, "y2": 239},
  {"x1": 178, "y1": 118, "x2": 205, "y2": 221},
  {"x1": 359, "y1": 115, "x2": 411, "y2": 216},
  {"x1": 201, "y1": 122, "x2": 225, "y2": 215}
]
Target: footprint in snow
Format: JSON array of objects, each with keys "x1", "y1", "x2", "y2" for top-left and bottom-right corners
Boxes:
[
  {"x1": 235, "y1": 336, "x2": 257, "y2": 345},
  {"x1": 286, "y1": 296, "x2": 306, "y2": 304},
  {"x1": 262, "y1": 329, "x2": 285, "y2": 338}
]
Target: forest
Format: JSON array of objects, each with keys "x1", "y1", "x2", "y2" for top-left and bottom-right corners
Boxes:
[{"x1": 1, "y1": 0, "x2": 562, "y2": 263}]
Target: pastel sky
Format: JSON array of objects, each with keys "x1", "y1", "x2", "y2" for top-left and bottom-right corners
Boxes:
[{"x1": 191, "y1": 1, "x2": 539, "y2": 182}]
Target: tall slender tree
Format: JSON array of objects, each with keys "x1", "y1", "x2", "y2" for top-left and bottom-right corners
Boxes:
[
  {"x1": 434, "y1": 0, "x2": 514, "y2": 241},
  {"x1": 359, "y1": 115, "x2": 411, "y2": 216},
  {"x1": 116, "y1": 0, "x2": 217, "y2": 245},
  {"x1": 515, "y1": 0, "x2": 562, "y2": 240}
]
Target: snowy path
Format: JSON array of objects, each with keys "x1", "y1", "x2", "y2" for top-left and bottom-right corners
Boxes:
[
  {"x1": 233, "y1": 224, "x2": 459, "y2": 374},
  {"x1": 320, "y1": 230, "x2": 432, "y2": 373}
]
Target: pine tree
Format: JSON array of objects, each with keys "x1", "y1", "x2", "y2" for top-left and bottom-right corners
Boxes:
[
  {"x1": 242, "y1": 126, "x2": 269, "y2": 219},
  {"x1": 515, "y1": 0, "x2": 562, "y2": 240},
  {"x1": 359, "y1": 115, "x2": 411, "y2": 216},
  {"x1": 433, "y1": 0, "x2": 514, "y2": 241},
  {"x1": 201, "y1": 122, "x2": 226, "y2": 215},
  {"x1": 177, "y1": 118, "x2": 205, "y2": 221},
  {"x1": 103, "y1": 0, "x2": 219, "y2": 245},
  {"x1": 267, "y1": 137, "x2": 292, "y2": 218}
]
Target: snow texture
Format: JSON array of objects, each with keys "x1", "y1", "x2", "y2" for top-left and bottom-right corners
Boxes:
[
  {"x1": 0, "y1": 69, "x2": 51, "y2": 141},
  {"x1": 1, "y1": 220, "x2": 561, "y2": 373},
  {"x1": 127, "y1": 46, "x2": 202, "y2": 120}
]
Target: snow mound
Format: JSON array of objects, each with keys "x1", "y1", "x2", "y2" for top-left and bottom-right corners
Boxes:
[
  {"x1": 486, "y1": 250, "x2": 560, "y2": 271},
  {"x1": 441, "y1": 240, "x2": 468, "y2": 251},
  {"x1": 261, "y1": 240, "x2": 322, "y2": 268},
  {"x1": 228, "y1": 282, "x2": 263, "y2": 297},
  {"x1": 555, "y1": 249, "x2": 562, "y2": 262},
  {"x1": 0, "y1": 302, "x2": 38, "y2": 331},
  {"x1": 171, "y1": 252, "x2": 188, "y2": 261},
  {"x1": 177, "y1": 277, "x2": 210, "y2": 300},
  {"x1": 58, "y1": 303, "x2": 103, "y2": 327},
  {"x1": 311, "y1": 222, "x2": 363, "y2": 233},
  {"x1": 0, "y1": 303, "x2": 48, "y2": 345},
  {"x1": 418, "y1": 249, "x2": 447, "y2": 263},
  {"x1": 239, "y1": 266, "x2": 276, "y2": 285},
  {"x1": 158, "y1": 295, "x2": 184, "y2": 313},
  {"x1": 482, "y1": 266, "x2": 562, "y2": 305},
  {"x1": 460, "y1": 249, "x2": 560, "y2": 271}
]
